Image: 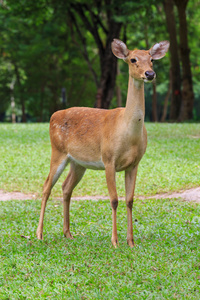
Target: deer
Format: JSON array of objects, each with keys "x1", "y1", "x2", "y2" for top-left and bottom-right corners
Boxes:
[{"x1": 36, "y1": 39, "x2": 169, "y2": 247}]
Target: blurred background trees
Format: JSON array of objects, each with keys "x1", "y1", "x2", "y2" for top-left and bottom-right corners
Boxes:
[{"x1": 0, "y1": 0, "x2": 200, "y2": 122}]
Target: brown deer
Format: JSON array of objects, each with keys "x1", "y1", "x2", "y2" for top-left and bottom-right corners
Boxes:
[{"x1": 36, "y1": 39, "x2": 169, "y2": 247}]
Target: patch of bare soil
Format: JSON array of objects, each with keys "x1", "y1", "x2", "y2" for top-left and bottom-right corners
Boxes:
[
  {"x1": 0, "y1": 190, "x2": 36, "y2": 201},
  {"x1": 0, "y1": 187, "x2": 200, "y2": 202},
  {"x1": 145, "y1": 187, "x2": 200, "y2": 203}
]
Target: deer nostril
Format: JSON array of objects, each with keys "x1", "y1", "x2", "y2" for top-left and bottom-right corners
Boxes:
[{"x1": 145, "y1": 71, "x2": 155, "y2": 80}]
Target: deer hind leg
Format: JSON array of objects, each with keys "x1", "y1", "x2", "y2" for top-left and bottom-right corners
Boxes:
[
  {"x1": 62, "y1": 162, "x2": 86, "y2": 239},
  {"x1": 105, "y1": 163, "x2": 119, "y2": 247},
  {"x1": 36, "y1": 149, "x2": 68, "y2": 240},
  {"x1": 125, "y1": 166, "x2": 138, "y2": 247}
]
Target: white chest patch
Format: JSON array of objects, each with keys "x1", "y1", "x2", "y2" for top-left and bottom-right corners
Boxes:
[{"x1": 68, "y1": 154, "x2": 105, "y2": 170}]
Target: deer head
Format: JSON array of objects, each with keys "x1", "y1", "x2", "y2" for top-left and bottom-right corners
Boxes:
[{"x1": 112, "y1": 39, "x2": 170, "y2": 82}]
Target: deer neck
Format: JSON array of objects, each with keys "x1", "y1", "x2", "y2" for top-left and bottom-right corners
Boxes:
[{"x1": 123, "y1": 76, "x2": 145, "y2": 125}]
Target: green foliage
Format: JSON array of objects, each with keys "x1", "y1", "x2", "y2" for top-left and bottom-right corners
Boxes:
[
  {"x1": 187, "y1": 0, "x2": 200, "y2": 120},
  {"x1": 0, "y1": 0, "x2": 97, "y2": 121},
  {"x1": 0, "y1": 59, "x2": 12, "y2": 116},
  {"x1": 0, "y1": 198, "x2": 200, "y2": 298},
  {"x1": 0, "y1": 0, "x2": 199, "y2": 120}
]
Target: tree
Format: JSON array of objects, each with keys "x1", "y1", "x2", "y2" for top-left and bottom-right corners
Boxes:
[
  {"x1": 67, "y1": 0, "x2": 123, "y2": 108},
  {"x1": 173, "y1": 0, "x2": 194, "y2": 121},
  {"x1": 0, "y1": 0, "x2": 89, "y2": 121},
  {"x1": 163, "y1": 0, "x2": 182, "y2": 121},
  {"x1": 0, "y1": 0, "x2": 199, "y2": 122}
]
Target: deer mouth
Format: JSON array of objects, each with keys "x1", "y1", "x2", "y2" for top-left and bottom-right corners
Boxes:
[{"x1": 144, "y1": 77, "x2": 156, "y2": 83}]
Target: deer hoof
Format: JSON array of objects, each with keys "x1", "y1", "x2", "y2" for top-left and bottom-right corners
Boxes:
[
  {"x1": 36, "y1": 230, "x2": 43, "y2": 240},
  {"x1": 64, "y1": 230, "x2": 73, "y2": 239},
  {"x1": 111, "y1": 237, "x2": 119, "y2": 248},
  {"x1": 127, "y1": 238, "x2": 135, "y2": 248}
]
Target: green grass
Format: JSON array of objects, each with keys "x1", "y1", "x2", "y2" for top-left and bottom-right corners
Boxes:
[
  {"x1": 0, "y1": 123, "x2": 200, "y2": 299},
  {"x1": 0, "y1": 123, "x2": 200, "y2": 198},
  {"x1": 1, "y1": 198, "x2": 200, "y2": 299}
]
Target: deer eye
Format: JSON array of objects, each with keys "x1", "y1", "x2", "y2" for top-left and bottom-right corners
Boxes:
[
  {"x1": 130, "y1": 58, "x2": 137, "y2": 63},
  {"x1": 151, "y1": 58, "x2": 154, "y2": 62}
]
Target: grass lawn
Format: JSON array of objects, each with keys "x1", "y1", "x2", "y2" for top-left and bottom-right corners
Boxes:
[
  {"x1": 0, "y1": 123, "x2": 200, "y2": 198},
  {"x1": 0, "y1": 123, "x2": 200, "y2": 299},
  {"x1": 1, "y1": 198, "x2": 200, "y2": 299}
]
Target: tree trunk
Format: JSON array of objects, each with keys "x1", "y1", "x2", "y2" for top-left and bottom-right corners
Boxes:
[
  {"x1": 116, "y1": 64, "x2": 122, "y2": 107},
  {"x1": 163, "y1": 0, "x2": 182, "y2": 121},
  {"x1": 14, "y1": 63, "x2": 27, "y2": 122},
  {"x1": 160, "y1": 69, "x2": 172, "y2": 122},
  {"x1": 174, "y1": 0, "x2": 194, "y2": 121},
  {"x1": 96, "y1": 49, "x2": 118, "y2": 108},
  {"x1": 10, "y1": 79, "x2": 16, "y2": 123},
  {"x1": 96, "y1": 23, "x2": 122, "y2": 108},
  {"x1": 69, "y1": 1, "x2": 122, "y2": 109},
  {"x1": 39, "y1": 84, "x2": 45, "y2": 122},
  {"x1": 21, "y1": 99, "x2": 26, "y2": 122},
  {"x1": 143, "y1": 17, "x2": 157, "y2": 122},
  {"x1": 152, "y1": 82, "x2": 158, "y2": 122}
]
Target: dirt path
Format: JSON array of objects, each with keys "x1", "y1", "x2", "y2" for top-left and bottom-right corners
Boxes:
[
  {"x1": 0, "y1": 187, "x2": 200, "y2": 202},
  {"x1": 0, "y1": 190, "x2": 37, "y2": 201}
]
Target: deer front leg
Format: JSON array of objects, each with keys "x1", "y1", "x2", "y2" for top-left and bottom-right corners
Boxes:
[
  {"x1": 125, "y1": 166, "x2": 138, "y2": 247},
  {"x1": 105, "y1": 164, "x2": 118, "y2": 247}
]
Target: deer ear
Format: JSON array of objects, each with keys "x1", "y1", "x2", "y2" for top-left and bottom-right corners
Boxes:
[
  {"x1": 111, "y1": 39, "x2": 129, "y2": 59},
  {"x1": 149, "y1": 41, "x2": 170, "y2": 60}
]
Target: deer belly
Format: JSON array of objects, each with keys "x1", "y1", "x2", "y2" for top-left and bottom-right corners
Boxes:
[{"x1": 68, "y1": 154, "x2": 105, "y2": 170}]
